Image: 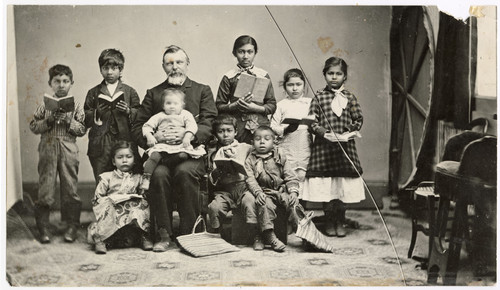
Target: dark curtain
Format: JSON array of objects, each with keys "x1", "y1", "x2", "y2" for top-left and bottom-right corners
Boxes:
[
  {"x1": 389, "y1": 8, "x2": 477, "y2": 196},
  {"x1": 410, "y1": 13, "x2": 477, "y2": 184}
]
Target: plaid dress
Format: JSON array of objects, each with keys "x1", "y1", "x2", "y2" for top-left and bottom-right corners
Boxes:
[{"x1": 306, "y1": 87, "x2": 363, "y2": 178}]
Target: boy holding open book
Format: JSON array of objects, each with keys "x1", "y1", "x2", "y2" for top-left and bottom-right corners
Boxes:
[
  {"x1": 29, "y1": 64, "x2": 86, "y2": 244},
  {"x1": 206, "y1": 115, "x2": 263, "y2": 249},
  {"x1": 84, "y1": 48, "x2": 141, "y2": 182}
]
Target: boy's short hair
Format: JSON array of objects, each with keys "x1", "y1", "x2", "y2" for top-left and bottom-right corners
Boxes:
[
  {"x1": 212, "y1": 114, "x2": 237, "y2": 132},
  {"x1": 253, "y1": 125, "x2": 276, "y2": 138},
  {"x1": 161, "y1": 88, "x2": 185, "y2": 105},
  {"x1": 48, "y1": 64, "x2": 73, "y2": 84},
  {"x1": 98, "y1": 48, "x2": 125, "y2": 71}
]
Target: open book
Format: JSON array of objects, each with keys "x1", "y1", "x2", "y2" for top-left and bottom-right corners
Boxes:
[
  {"x1": 107, "y1": 193, "x2": 143, "y2": 205},
  {"x1": 325, "y1": 131, "x2": 362, "y2": 142},
  {"x1": 43, "y1": 94, "x2": 75, "y2": 112},
  {"x1": 214, "y1": 158, "x2": 247, "y2": 176},
  {"x1": 98, "y1": 91, "x2": 124, "y2": 110},
  {"x1": 282, "y1": 117, "x2": 315, "y2": 126},
  {"x1": 233, "y1": 73, "x2": 270, "y2": 104},
  {"x1": 212, "y1": 145, "x2": 251, "y2": 176}
]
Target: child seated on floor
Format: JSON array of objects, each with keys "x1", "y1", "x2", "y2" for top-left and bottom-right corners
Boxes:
[
  {"x1": 141, "y1": 88, "x2": 206, "y2": 191},
  {"x1": 206, "y1": 115, "x2": 262, "y2": 249},
  {"x1": 244, "y1": 125, "x2": 300, "y2": 252},
  {"x1": 87, "y1": 141, "x2": 152, "y2": 254}
]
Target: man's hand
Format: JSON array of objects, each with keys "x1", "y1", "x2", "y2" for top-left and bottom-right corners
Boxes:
[
  {"x1": 256, "y1": 192, "x2": 267, "y2": 206},
  {"x1": 146, "y1": 134, "x2": 157, "y2": 148},
  {"x1": 115, "y1": 100, "x2": 130, "y2": 115},
  {"x1": 165, "y1": 127, "x2": 186, "y2": 145}
]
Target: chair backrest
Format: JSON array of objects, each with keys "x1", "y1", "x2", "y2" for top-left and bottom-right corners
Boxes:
[
  {"x1": 442, "y1": 131, "x2": 486, "y2": 162},
  {"x1": 458, "y1": 136, "x2": 497, "y2": 185}
]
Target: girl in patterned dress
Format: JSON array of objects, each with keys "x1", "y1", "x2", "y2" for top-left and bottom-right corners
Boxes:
[
  {"x1": 216, "y1": 35, "x2": 276, "y2": 144},
  {"x1": 271, "y1": 68, "x2": 312, "y2": 195},
  {"x1": 87, "y1": 141, "x2": 152, "y2": 254},
  {"x1": 303, "y1": 57, "x2": 364, "y2": 238}
]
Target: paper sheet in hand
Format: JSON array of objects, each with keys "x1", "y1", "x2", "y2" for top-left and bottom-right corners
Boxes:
[
  {"x1": 98, "y1": 91, "x2": 124, "y2": 109},
  {"x1": 43, "y1": 94, "x2": 75, "y2": 112},
  {"x1": 233, "y1": 73, "x2": 270, "y2": 103},
  {"x1": 326, "y1": 131, "x2": 362, "y2": 142}
]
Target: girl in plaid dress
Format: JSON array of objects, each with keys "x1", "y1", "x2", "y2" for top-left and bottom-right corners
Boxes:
[{"x1": 302, "y1": 57, "x2": 364, "y2": 237}]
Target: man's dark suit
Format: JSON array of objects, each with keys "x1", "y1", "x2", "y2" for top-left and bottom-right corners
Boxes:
[{"x1": 132, "y1": 77, "x2": 217, "y2": 235}]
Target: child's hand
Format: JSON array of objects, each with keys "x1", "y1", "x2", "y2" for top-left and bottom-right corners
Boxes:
[
  {"x1": 222, "y1": 146, "x2": 236, "y2": 158},
  {"x1": 146, "y1": 134, "x2": 157, "y2": 148},
  {"x1": 46, "y1": 114, "x2": 56, "y2": 126},
  {"x1": 323, "y1": 132, "x2": 340, "y2": 143},
  {"x1": 283, "y1": 123, "x2": 299, "y2": 135},
  {"x1": 235, "y1": 98, "x2": 251, "y2": 112},
  {"x1": 96, "y1": 102, "x2": 110, "y2": 117},
  {"x1": 256, "y1": 192, "x2": 266, "y2": 206},
  {"x1": 54, "y1": 110, "x2": 67, "y2": 124},
  {"x1": 243, "y1": 92, "x2": 253, "y2": 103},
  {"x1": 115, "y1": 100, "x2": 131, "y2": 115},
  {"x1": 289, "y1": 191, "x2": 299, "y2": 207},
  {"x1": 181, "y1": 135, "x2": 192, "y2": 149}
]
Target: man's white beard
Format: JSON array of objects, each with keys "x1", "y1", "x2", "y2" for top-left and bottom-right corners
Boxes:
[{"x1": 167, "y1": 72, "x2": 186, "y2": 86}]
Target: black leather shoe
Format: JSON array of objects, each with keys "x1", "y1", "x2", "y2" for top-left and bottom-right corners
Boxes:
[
  {"x1": 39, "y1": 228, "x2": 51, "y2": 244},
  {"x1": 64, "y1": 225, "x2": 77, "y2": 242}
]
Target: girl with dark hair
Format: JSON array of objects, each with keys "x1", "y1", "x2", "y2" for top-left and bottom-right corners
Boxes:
[
  {"x1": 216, "y1": 35, "x2": 276, "y2": 144},
  {"x1": 87, "y1": 140, "x2": 152, "y2": 254},
  {"x1": 303, "y1": 57, "x2": 364, "y2": 238}
]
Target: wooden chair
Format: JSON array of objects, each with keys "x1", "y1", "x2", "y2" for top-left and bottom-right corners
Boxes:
[
  {"x1": 427, "y1": 134, "x2": 496, "y2": 285},
  {"x1": 407, "y1": 181, "x2": 438, "y2": 261}
]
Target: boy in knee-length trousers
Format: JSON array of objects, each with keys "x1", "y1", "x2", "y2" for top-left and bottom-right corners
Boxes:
[{"x1": 244, "y1": 125, "x2": 300, "y2": 252}]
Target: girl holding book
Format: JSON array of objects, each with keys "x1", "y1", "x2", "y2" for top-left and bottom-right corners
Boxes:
[
  {"x1": 303, "y1": 57, "x2": 364, "y2": 238},
  {"x1": 87, "y1": 141, "x2": 153, "y2": 254},
  {"x1": 271, "y1": 68, "x2": 312, "y2": 195},
  {"x1": 216, "y1": 35, "x2": 276, "y2": 144}
]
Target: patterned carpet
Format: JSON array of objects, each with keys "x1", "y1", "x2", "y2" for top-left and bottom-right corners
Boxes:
[{"x1": 5, "y1": 198, "x2": 493, "y2": 287}]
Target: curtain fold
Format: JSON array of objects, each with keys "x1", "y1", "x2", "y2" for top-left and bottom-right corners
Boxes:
[
  {"x1": 411, "y1": 13, "x2": 476, "y2": 184},
  {"x1": 389, "y1": 7, "x2": 476, "y2": 196},
  {"x1": 7, "y1": 6, "x2": 24, "y2": 211}
]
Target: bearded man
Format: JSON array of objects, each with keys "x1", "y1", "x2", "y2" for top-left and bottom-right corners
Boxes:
[{"x1": 132, "y1": 45, "x2": 217, "y2": 252}]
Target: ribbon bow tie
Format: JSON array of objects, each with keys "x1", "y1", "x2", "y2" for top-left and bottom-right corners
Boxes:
[
  {"x1": 329, "y1": 85, "x2": 347, "y2": 117},
  {"x1": 237, "y1": 64, "x2": 256, "y2": 76}
]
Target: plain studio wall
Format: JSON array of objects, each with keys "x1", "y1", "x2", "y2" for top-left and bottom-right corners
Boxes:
[{"x1": 13, "y1": 5, "x2": 391, "y2": 185}]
